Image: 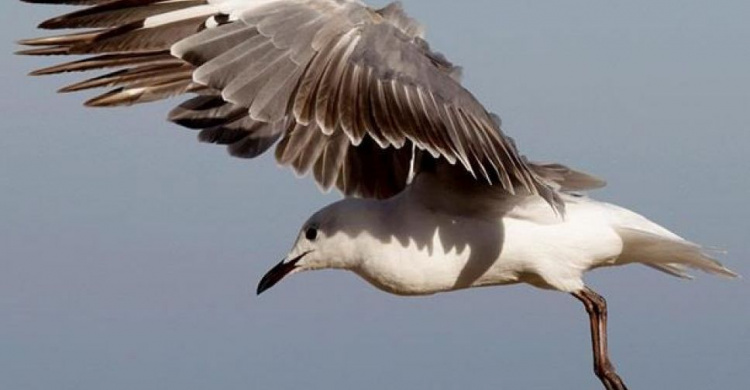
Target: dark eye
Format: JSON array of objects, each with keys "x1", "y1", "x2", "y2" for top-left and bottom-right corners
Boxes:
[{"x1": 305, "y1": 227, "x2": 318, "y2": 241}]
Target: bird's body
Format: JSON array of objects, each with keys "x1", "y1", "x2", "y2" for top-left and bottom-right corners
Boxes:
[
  {"x1": 17, "y1": 1, "x2": 737, "y2": 389},
  {"x1": 296, "y1": 167, "x2": 732, "y2": 297},
  {"x1": 350, "y1": 192, "x2": 618, "y2": 296}
]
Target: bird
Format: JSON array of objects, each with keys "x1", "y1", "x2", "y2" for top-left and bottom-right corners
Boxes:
[{"x1": 17, "y1": 1, "x2": 738, "y2": 389}]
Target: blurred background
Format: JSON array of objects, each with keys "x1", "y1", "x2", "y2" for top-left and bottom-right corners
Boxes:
[{"x1": 1, "y1": 1, "x2": 748, "y2": 389}]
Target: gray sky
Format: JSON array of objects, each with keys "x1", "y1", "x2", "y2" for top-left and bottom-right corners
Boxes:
[{"x1": 1, "y1": 1, "x2": 748, "y2": 389}]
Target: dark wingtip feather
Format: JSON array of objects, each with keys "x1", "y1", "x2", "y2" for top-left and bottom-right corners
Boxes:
[
  {"x1": 84, "y1": 80, "x2": 199, "y2": 107},
  {"x1": 21, "y1": 0, "x2": 113, "y2": 5},
  {"x1": 30, "y1": 64, "x2": 73, "y2": 76},
  {"x1": 84, "y1": 88, "x2": 129, "y2": 107},
  {"x1": 35, "y1": 1, "x2": 206, "y2": 30},
  {"x1": 28, "y1": 51, "x2": 177, "y2": 76},
  {"x1": 18, "y1": 30, "x2": 102, "y2": 49},
  {"x1": 39, "y1": 18, "x2": 65, "y2": 30},
  {"x1": 15, "y1": 46, "x2": 70, "y2": 56},
  {"x1": 58, "y1": 82, "x2": 92, "y2": 93},
  {"x1": 17, "y1": 38, "x2": 44, "y2": 46}
]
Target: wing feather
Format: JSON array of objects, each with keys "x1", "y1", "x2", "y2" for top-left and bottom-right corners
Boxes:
[
  {"x1": 21, "y1": 0, "x2": 119, "y2": 5},
  {"x1": 37, "y1": 0, "x2": 206, "y2": 30},
  {"x1": 20, "y1": 0, "x2": 596, "y2": 204}
]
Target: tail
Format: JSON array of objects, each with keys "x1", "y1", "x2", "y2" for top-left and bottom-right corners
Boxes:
[{"x1": 615, "y1": 227, "x2": 738, "y2": 279}]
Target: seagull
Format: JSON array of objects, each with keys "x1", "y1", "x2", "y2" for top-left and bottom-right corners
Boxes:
[{"x1": 18, "y1": 1, "x2": 738, "y2": 389}]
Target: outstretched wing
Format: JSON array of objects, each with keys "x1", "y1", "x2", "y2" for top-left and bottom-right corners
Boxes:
[{"x1": 19, "y1": 0, "x2": 559, "y2": 205}]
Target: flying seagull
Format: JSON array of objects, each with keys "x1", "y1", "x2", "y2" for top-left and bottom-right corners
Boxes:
[{"x1": 18, "y1": 1, "x2": 737, "y2": 389}]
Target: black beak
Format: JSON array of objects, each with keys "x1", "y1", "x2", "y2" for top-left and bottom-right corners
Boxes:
[{"x1": 256, "y1": 252, "x2": 309, "y2": 295}]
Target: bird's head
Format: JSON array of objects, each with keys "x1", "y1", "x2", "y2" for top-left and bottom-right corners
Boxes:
[{"x1": 256, "y1": 199, "x2": 375, "y2": 295}]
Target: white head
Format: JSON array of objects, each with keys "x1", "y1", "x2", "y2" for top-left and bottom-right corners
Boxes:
[{"x1": 256, "y1": 198, "x2": 379, "y2": 295}]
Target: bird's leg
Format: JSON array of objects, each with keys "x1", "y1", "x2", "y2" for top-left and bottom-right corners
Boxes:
[{"x1": 572, "y1": 287, "x2": 629, "y2": 390}]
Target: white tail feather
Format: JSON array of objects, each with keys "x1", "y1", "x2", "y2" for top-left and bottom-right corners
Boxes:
[{"x1": 615, "y1": 227, "x2": 738, "y2": 279}]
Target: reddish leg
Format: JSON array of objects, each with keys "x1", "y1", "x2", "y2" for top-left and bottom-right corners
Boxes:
[{"x1": 572, "y1": 287, "x2": 629, "y2": 390}]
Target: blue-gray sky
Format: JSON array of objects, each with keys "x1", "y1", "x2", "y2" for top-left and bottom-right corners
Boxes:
[{"x1": 1, "y1": 1, "x2": 748, "y2": 389}]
